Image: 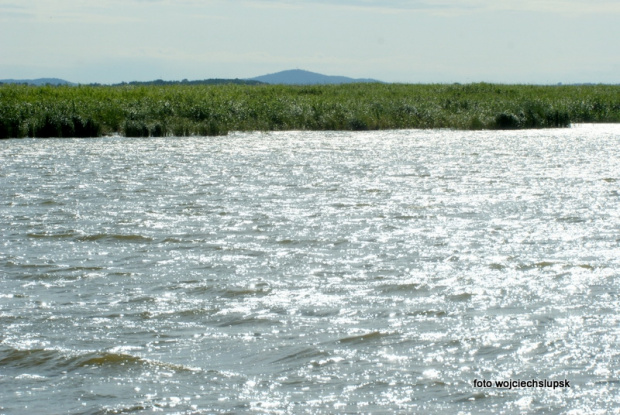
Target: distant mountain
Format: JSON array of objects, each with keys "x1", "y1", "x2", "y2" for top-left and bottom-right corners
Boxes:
[
  {"x1": 248, "y1": 69, "x2": 383, "y2": 85},
  {"x1": 0, "y1": 78, "x2": 263, "y2": 87},
  {"x1": 0, "y1": 78, "x2": 76, "y2": 86},
  {"x1": 0, "y1": 72, "x2": 384, "y2": 86}
]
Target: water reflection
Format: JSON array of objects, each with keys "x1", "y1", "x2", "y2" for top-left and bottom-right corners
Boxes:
[{"x1": 1, "y1": 125, "x2": 619, "y2": 413}]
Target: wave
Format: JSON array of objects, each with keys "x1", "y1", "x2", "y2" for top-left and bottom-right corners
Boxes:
[
  {"x1": 137, "y1": 306, "x2": 220, "y2": 320},
  {"x1": 0, "y1": 347, "x2": 62, "y2": 370},
  {"x1": 23, "y1": 232, "x2": 157, "y2": 243},
  {"x1": 273, "y1": 346, "x2": 329, "y2": 364},
  {"x1": 77, "y1": 234, "x2": 154, "y2": 242},
  {"x1": 216, "y1": 316, "x2": 280, "y2": 327},
  {"x1": 39, "y1": 199, "x2": 65, "y2": 206},
  {"x1": 377, "y1": 282, "x2": 430, "y2": 295},
  {"x1": 27, "y1": 231, "x2": 78, "y2": 239},
  {"x1": 10, "y1": 265, "x2": 105, "y2": 281},
  {"x1": 176, "y1": 282, "x2": 272, "y2": 298},
  {"x1": 337, "y1": 331, "x2": 391, "y2": 344},
  {"x1": 48, "y1": 265, "x2": 105, "y2": 273},
  {"x1": 517, "y1": 261, "x2": 556, "y2": 270},
  {"x1": 220, "y1": 286, "x2": 272, "y2": 298},
  {"x1": 0, "y1": 345, "x2": 201, "y2": 375}
]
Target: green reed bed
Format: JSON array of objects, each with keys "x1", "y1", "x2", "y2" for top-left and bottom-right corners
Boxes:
[{"x1": 1, "y1": 83, "x2": 619, "y2": 138}]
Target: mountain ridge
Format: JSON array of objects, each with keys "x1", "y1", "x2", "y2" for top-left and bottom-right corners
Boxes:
[
  {"x1": 0, "y1": 70, "x2": 384, "y2": 86},
  {"x1": 0, "y1": 78, "x2": 76, "y2": 86},
  {"x1": 248, "y1": 69, "x2": 383, "y2": 85}
]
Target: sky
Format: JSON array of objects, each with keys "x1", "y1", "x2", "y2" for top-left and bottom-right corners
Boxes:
[{"x1": 1, "y1": 0, "x2": 619, "y2": 84}]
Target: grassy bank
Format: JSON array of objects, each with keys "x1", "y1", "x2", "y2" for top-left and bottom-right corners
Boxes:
[{"x1": 1, "y1": 83, "x2": 619, "y2": 138}]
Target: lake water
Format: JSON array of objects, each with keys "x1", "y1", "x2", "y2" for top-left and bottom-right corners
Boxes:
[{"x1": 1, "y1": 125, "x2": 619, "y2": 414}]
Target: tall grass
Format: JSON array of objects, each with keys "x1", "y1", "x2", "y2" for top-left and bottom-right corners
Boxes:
[{"x1": 1, "y1": 83, "x2": 619, "y2": 138}]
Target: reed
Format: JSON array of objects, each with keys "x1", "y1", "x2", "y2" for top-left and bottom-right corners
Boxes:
[{"x1": 1, "y1": 83, "x2": 619, "y2": 138}]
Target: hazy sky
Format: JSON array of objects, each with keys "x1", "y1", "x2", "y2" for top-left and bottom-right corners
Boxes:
[{"x1": 1, "y1": 0, "x2": 619, "y2": 84}]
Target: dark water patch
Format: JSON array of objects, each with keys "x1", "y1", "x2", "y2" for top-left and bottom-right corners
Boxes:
[
  {"x1": 310, "y1": 269, "x2": 349, "y2": 278},
  {"x1": 47, "y1": 265, "x2": 105, "y2": 274},
  {"x1": 0, "y1": 293, "x2": 28, "y2": 299},
  {"x1": 138, "y1": 311, "x2": 156, "y2": 319},
  {"x1": 408, "y1": 309, "x2": 448, "y2": 318},
  {"x1": 448, "y1": 293, "x2": 473, "y2": 302},
  {"x1": 533, "y1": 261, "x2": 556, "y2": 268},
  {"x1": 280, "y1": 376, "x2": 311, "y2": 387},
  {"x1": 602, "y1": 178, "x2": 617, "y2": 182},
  {"x1": 161, "y1": 237, "x2": 184, "y2": 243},
  {"x1": 27, "y1": 231, "x2": 78, "y2": 239},
  {"x1": 96, "y1": 313, "x2": 125, "y2": 319},
  {"x1": 577, "y1": 264, "x2": 595, "y2": 270},
  {"x1": 77, "y1": 234, "x2": 154, "y2": 243},
  {"x1": 39, "y1": 199, "x2": 64, "y2": 206},
  {"x1": 217, "y1": 316, "x2": 280, "y2": 327},
  {"x1": 108, "y1": 272, "x2": 135, "y2": 277},
  {"x1": 227, "y1": 249, "x2": 266, "y2": 258},
  {"x1": 533, "y1": 315, "x2": 557, "y2": 328},
  {"x1": 0, "y1": 346, "x2": 185, "y2": 376},
  {"x1": 220, "y1": 285, "x2": 272, "y2": 298},
  {"x1": 277, "y1": 238, "x2": 320, "y2": 246},
  {"x1": 139, "y1": 307, "x2": 220, "y2": 320},
  {"x1": 179, "y1": 284, "x2": 213, "y2": 295},
  {"x1": 517, "y1": 261, "x2": 556, "y2": 271},
  {"x1": 91, "y1": 404, "x2": 148, "y2": 414},
  {"x1": 556, "y1": 216, "x2": 586, "y2": 223},
  {"x1": 299, "y1": 308, "x2": 341, "y2": 317},
  {"x1": 377, "y1": 282, "x2": 430, "y2": 296},
  {"x1": 488, "y1": 263, "x2": 506, "y2": 270},
  {"x1": 176, "y1": 307, "x2": 220, "y2": 318},
  {"x1": 273, "y1": 347, "x2": 329, "y2": 364},
  {"x1": 73, "y1": 352, "x2": 202, "y2": 374},
  {"x1": 0, "y1": 347, "x2": 61, "y2": 371},
  {"x1": 178, "y1": 279, "x2": 202, "y2": 285},
  {"x1": 474, "y1": 345, "x2": 505, "y2": 358},
  {"x1": 552, "y1": 271, "x2": 571, "y2": 279},
  {"x1": 76, "y1": 352, "x2": 147, "y2": 368},
  {"x1": 14, "y1": 271, "x2": 80, "y2": 281},
  {"x1": 337, "y1": 331, "x2": 390, "y2": 344},
  {"x1": 427, "y1": 238, "x2": 448, "y2": 247}
]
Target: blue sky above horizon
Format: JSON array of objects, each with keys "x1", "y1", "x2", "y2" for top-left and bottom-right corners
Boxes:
[{"x1": 1, "y1": 0, "x2": 619, "y2": 84}]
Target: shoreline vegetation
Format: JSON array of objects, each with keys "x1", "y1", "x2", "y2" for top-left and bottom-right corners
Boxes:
[{"x1": 1, "y1": 83, "x2": 619, "y2": 138}]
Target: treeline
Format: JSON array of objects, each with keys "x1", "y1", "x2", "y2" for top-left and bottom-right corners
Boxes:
[
  {"x1": 107, "y1": 79, "x2": 264, "y2": 87},
  {"x1": 1, "y1": 83, "x2": 619, "y2": 138}
]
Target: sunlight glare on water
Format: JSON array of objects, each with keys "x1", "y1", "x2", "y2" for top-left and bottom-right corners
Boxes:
[{"x1": 1, "y1": 124, "x2": 619, "y2": 414}]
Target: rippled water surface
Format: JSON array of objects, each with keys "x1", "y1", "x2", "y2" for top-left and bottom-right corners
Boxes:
[{"x1": 1, "y1": 125, "x2": 619, "y2": 414}]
